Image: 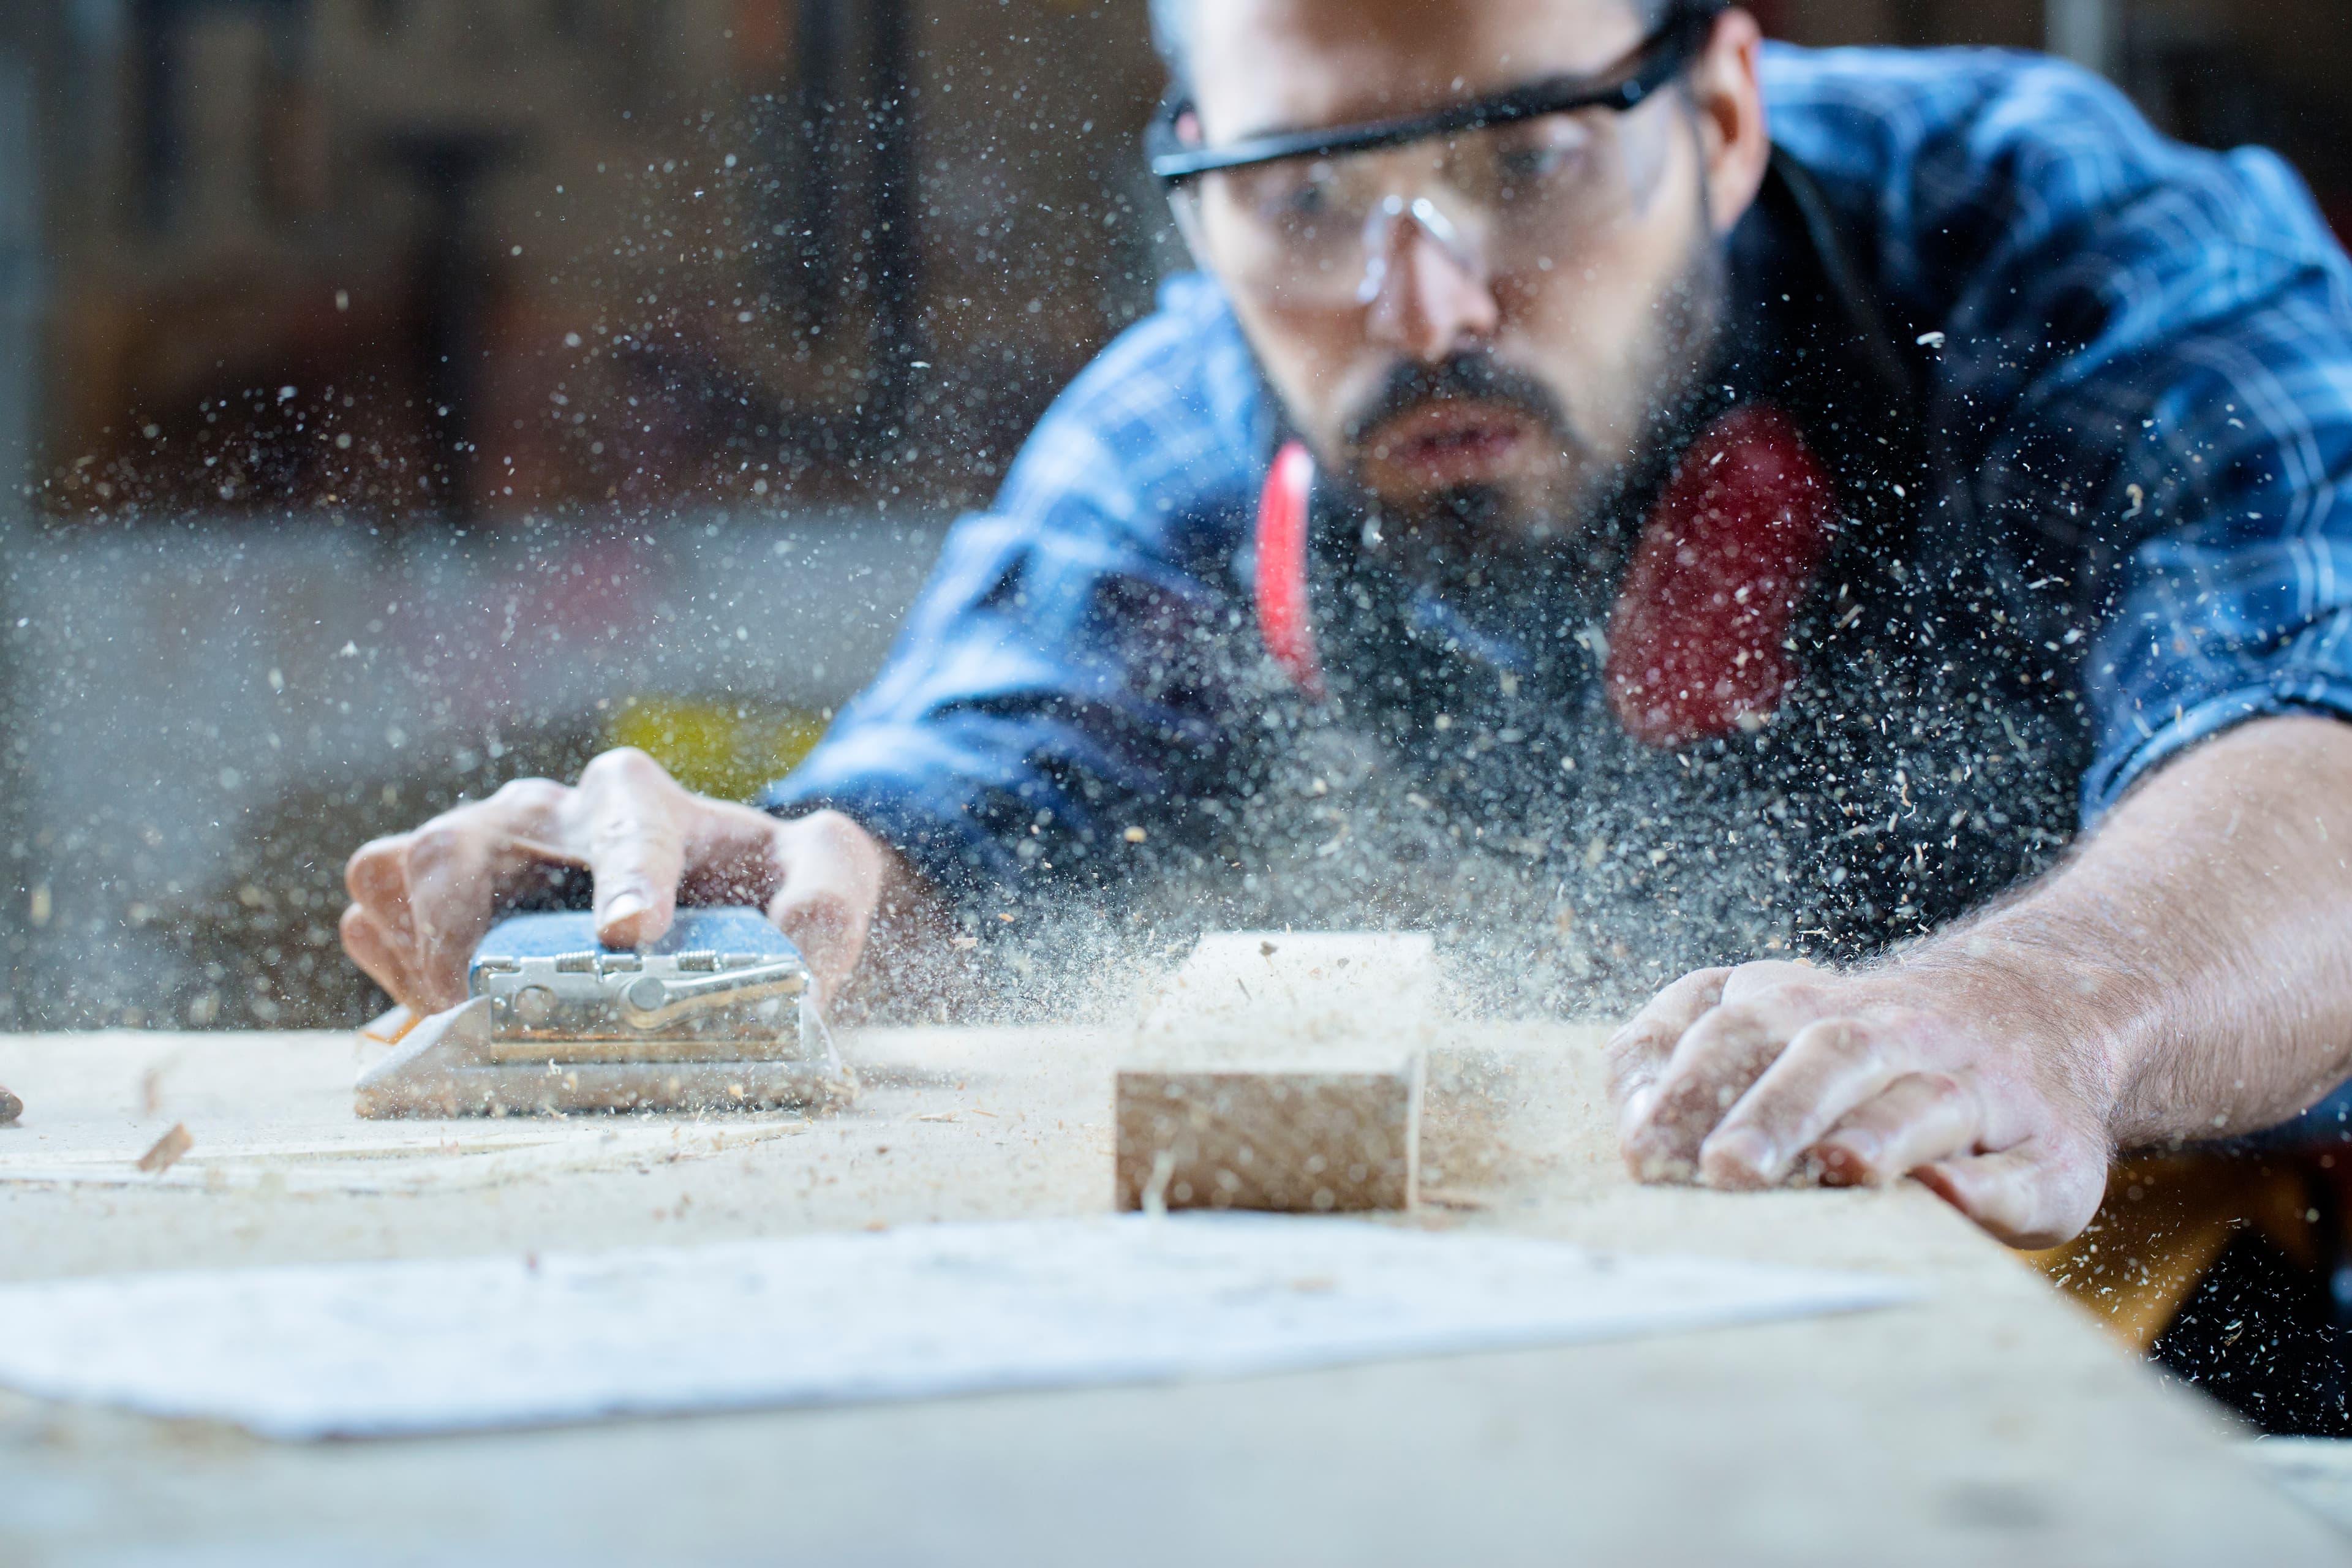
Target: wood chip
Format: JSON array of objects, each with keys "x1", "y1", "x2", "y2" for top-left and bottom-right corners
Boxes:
[{"x1": 137, "y1": 1123, "x2": 192, "y2": 1174}]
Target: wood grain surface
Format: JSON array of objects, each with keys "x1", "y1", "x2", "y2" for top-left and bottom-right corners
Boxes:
[{"x1": 0, "y1": 1021, "x2": 2343, "y2": 1566}]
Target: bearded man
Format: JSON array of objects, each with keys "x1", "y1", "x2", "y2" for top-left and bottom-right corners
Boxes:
[{"x1": 343, "y1": 0, "x2": 2352, "y2": 1287}]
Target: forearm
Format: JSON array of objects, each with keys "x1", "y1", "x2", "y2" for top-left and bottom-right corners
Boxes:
[{"x1": 1911, "y1": 714, "x2": 2352, "y2": 1147}]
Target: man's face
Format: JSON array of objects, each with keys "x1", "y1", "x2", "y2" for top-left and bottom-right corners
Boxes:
[{"x1": 1185, "y1": 0, "x2": 1757, "y2": 576}]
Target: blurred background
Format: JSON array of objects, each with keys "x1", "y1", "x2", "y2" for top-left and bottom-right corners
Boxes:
[{"x1": 0, "y1": 0, "x2": 2341, "y2": 1028}]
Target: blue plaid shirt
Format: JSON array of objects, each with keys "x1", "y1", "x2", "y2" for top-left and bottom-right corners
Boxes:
[{"x1": 766, "y1": 43, "x2": 2352, "y2": 921}]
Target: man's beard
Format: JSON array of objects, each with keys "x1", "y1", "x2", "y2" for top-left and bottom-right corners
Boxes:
[{"x1": 1326, "y1": 236, "x2": 1732, "y2": 623}]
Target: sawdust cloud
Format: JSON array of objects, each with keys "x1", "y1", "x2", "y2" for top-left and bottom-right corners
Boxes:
[{"x1": 842, "y1": 579, "x2": 2084, "y2": 1033}]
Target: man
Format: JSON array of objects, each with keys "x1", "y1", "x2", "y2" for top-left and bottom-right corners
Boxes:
[{"x1": 344, "y1": 0, "x2": 2352, "y2": 1259}]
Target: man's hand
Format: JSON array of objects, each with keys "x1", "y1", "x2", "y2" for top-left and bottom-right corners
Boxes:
[
  {"x1": 341, "y1": 747, "x2": 907, "y2": 1014},
  {"x1": 1608, "y1": 957, "x2": 2113, "y2": 1248},
  {"x1": 1611, "y1": 718, "x2": 2352, "y2": 1251}
]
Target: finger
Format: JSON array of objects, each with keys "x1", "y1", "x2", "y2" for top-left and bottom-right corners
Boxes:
[
  {"x1": 499, "y1": 834, "x2": 583, "y2": 865},
  {"x1": 340, "y1": 902, "x2": 432, "y2": 1012},
  {"x1": 772, "y1": 883, "x2": 866, "y2": 1012},
  {"x1": 344, "y1": 782, "x2": 576, "y2": 1010},
  {"x1": 573, "y1": 748, "x2": 686, "y2": 948},
  {"x1": 674, "y1": 799, "x2": 799, "y2": 910},
  {"x1": 1606, "y1": 967, "x2": 1731, "y2": 1115},
  {"x1": 1810, "y1": 1072, "x2": 1983, "y2": 1188},
  {"x1": 399, "y1": 820, "x2": 508, "y2": 1001},
  {"x1": 345, "y1": 834, "x2": 419, "y2": 946},
  {"x1": 1623, "y1": 988, "x2": 1826, "y2": 1182},
  {"x1": 1698, "y1": 1016, "x2": 1908, "y2": 1189},
  {"x1": 1916, "y1": 1143, "x2": 2105, "y2": 1250},
  {"x1": 1913, "y1": 1147, "x2": 2057, "y2": 1248},
  {"x1": 767, "y1": 815, "x2": 884, "y2": 1009}
]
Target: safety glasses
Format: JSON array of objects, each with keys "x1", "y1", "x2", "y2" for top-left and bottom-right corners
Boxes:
[{"x1": 1148, "y1": 4, "x2": 1717, "y2": 308}]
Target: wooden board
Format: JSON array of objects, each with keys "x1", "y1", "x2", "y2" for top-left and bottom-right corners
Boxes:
[{"x1": 0, "y1": 1025, "x2": 2343, "y2": 1565}]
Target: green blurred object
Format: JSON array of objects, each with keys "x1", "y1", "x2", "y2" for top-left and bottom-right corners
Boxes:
[{"x1": 605, "y1": 696, "x2": 828, "y2": 803}]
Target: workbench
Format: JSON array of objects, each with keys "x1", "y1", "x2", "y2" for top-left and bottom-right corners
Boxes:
[{"x1": 1, "y1": 1024, "x2": 2344, "y2": 1566}]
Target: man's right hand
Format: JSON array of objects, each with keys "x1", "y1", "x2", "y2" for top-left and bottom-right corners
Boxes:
[{"x1": 341, "y1": 747, "x2": 899, "y2": 1015}]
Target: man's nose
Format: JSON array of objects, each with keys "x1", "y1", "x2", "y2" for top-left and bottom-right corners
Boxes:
[{"x1": 1360, "y1": 203, "x2": 1501, "y2": 363}]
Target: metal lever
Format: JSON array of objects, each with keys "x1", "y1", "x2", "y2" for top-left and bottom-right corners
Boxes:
[{"x1": 618, "y1": 960, "x2": 807, "y2": 1032}]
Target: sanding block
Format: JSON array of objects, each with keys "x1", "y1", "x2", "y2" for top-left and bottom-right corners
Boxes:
[{"x1": 355, "y1": 907, "x2": 855, "y2": 1118}]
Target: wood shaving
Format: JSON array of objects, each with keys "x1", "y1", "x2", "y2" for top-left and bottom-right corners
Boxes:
[{"x1": 137, "y1": 1123, "x2": 192, "y2": 1175}]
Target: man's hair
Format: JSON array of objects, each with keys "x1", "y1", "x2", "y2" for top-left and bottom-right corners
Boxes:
[{"x1": 1150, "y1": 0, "x2": 1694, "y2": 104}]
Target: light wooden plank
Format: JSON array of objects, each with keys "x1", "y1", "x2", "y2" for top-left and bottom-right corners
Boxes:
[{"x1": 0, "y1": 1023, "x2": 2342, "y2": 1564}]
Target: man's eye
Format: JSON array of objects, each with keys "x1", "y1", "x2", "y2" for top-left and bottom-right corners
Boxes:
[
  {"x1": 1280, "y1": 182, "x2": 1334, "y2": 217},
  {"x1": 1499, "y1": 145, "x2": 1579, "y2": 183},
  {"x1": 1264, "y1": 168, "x2": 1338, "y2": 221}
]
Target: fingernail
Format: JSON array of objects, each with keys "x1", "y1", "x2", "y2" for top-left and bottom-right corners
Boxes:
[
  {"x1": 1632, "y1": 1148, "x2": 1694, "y2": 1185},
  {"x1": 603, "y1": 892, "x2": 647, "y2": 925},
  {"x1": 1831, "y1": 1132, "x2": 1880, "y2": 1169},
  {"x1": 1706, "y1": 1128, "x2": 1774, "y2": 1180}
]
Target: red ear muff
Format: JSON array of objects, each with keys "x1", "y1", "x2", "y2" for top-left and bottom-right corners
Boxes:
[
  {"x1": 1604, "y1": 403, "x2": 1834, "y2": 747},
  {"x1": 1254, "y1": 440, "x2": 1326, "y2": 699},
  {"x1": 1251, "y1": 406, "x2": 1835, "y2": 744}
]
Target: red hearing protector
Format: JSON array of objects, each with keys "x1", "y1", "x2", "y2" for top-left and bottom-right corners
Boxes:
[
  {"x1": 1254, "y1": 440, "x2": 1325, "y2": 701},
  {"x1": 1253, "y1": 402, "x2": 1836, "y2": 747}
]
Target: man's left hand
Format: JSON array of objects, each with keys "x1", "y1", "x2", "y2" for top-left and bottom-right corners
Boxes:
[{"x1": 1607, "y1": 958, "x2": 2113, "y2": 1248}]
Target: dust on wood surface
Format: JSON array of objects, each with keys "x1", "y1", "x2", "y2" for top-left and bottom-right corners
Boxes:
[{"x1": 0, "y1": 988, "x2": 2340, "y2": 1562}]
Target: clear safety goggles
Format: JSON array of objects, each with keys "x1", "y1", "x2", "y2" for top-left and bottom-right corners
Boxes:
[{"x1": 1148, "y1": 4, "x2": 1714, "y2": 309}]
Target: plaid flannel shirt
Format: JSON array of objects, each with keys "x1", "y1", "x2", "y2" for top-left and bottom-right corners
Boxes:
[{"x1": 764, "y1": 43, "x2": 2352, "y2": 930}]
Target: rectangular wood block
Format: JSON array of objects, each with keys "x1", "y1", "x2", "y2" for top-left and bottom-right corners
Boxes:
[
  {"x1": 1115, "y1": 1064, "x2": 1422, "y2": 1212},
  {"x1": 1116, "y1": 933, "x2": 1437, "y2": 1212}
]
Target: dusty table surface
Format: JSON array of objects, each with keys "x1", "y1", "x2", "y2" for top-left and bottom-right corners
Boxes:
[{"x1": 0, "y1": 1025, "x2": 2344, "y2": 1567}]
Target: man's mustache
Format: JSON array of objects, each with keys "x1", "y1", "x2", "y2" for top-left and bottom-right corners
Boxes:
[{"x1": 1341, "y1": 353, "x2": 1577, "y2": 456}]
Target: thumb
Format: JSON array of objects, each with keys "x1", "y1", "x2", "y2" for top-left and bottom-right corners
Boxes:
[
  {"x1": 1913, "y1": 1142, "x2": 2102, "y2": 1250},
  {"x1": 770, "y1": 879, "x2": 869, "y2": 1012},
  {"x1": 763, "y1": 810, "x2": 891, "y2": 1009}
]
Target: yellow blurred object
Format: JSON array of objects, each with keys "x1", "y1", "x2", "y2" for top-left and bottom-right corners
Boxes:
[
  {"x1": 605, "y1": 696, "x2": 829, "y2": 803},
  {"x1": 2029, "y1": 1152, "x2": 2337, "y2": 1352}
]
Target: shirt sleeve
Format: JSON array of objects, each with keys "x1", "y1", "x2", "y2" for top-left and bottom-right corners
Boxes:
[
  {"x1": 756, "y1": 274, "x2": 1270, "y2": 904},
  {"x1": 1766, "y1": 45, "x2": 2352, "y2": 823}
]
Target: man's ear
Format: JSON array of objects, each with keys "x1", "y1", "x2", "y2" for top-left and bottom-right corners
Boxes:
[{"x1": 1688, "y1": 8, "x2": 1770, "y2": 235}]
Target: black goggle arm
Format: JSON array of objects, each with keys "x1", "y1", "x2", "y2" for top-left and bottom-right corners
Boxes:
[{"x1": 1147, "y1": 0, "x2": 1730, "y2": 186}]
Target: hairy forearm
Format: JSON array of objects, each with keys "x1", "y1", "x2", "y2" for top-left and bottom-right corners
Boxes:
[{"x1": 1904, "y1": 715, "x2": 2352, "y2": 1148}]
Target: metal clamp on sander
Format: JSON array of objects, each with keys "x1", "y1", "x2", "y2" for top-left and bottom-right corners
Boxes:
[{"x1": 355, "y1": 907, "x2": 856, "y2": 1118}]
